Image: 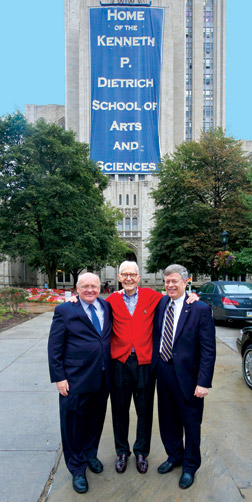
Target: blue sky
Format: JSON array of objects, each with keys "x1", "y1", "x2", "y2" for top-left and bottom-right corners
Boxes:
[{"x1": 0, "y1": 1, "x2": 251, "y2": 140}]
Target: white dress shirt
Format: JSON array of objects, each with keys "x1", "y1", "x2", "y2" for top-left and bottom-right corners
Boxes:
[
  {"x1": 159, "y1": 293, "x2": 186, "y2": 352},
  {"x1": 79, "y1": 298, "x2": 104, "y2": 331}
]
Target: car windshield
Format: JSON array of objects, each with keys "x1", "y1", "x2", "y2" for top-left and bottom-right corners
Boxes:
[{"x1": 221, "y1": 284, "x2": 252, "y2": 294}]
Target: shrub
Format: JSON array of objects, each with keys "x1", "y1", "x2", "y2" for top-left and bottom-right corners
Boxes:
[{"x1": 0, "y1": 288, "x2": 30, "y2": 313}]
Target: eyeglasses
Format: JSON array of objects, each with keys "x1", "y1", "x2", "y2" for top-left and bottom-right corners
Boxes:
[{"x1": 120, "y1": 273, "x2": 138, "y2": 279}]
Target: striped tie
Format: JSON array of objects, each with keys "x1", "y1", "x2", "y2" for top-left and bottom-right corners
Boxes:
[{"x1": 161, "y1": 301, "x2": 175, "y2": 361}]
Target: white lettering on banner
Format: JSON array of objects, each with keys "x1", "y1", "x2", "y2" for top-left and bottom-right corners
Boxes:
[
  {"x1": 97, "y1": 161, "x2": 157, "y2": 172},
  {"x1": 92, "y1": 100, "x2": 157, "y2": 111},
  {"x1": 97, "y1": 36, "x2": 155, "y2": 47},
  {"x1": 109, "y1": 121, "x2": 142, "y2": 131},
  {"x1": 107, "y1": 9, "x2": 145, "y2": 21},
  {"x1": 113, "y1": 141, "x2": 139, "y2": 150},
  {"x1": 98, "y1": 78, "x2": 154, "y2": 88}
]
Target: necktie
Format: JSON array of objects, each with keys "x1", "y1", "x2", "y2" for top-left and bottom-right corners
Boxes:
[
  {"x1": 161, "y1": 301, "x2": 175, "y2": 361},
  {"x1": 88, "y1": 304, "x2": 101, "y2": 335}
]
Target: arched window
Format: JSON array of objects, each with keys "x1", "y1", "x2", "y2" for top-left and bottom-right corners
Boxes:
[{"x1": 58, "y1": 117, "x2": 65, "y2": 129}]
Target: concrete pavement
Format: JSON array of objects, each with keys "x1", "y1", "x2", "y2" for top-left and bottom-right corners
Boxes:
[{"x1": 0, "y1": 313, "x2": 252, "y2": 502}]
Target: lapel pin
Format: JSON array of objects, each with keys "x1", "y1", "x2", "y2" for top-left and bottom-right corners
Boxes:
[{"x1": 144, "y1": 309, "x2": 147, "y2": 314}]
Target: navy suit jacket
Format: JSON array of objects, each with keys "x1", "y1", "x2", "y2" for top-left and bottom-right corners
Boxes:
[
  {"x1": 48, "y1": 298, "x2": 112, "y2": 394},
  {"x1": 152, "y1": 294, "x2": 216, "y2": 401}
]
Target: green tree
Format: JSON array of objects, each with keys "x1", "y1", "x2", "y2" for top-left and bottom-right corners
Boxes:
[
  {"x1": 0, "y1": 112, "x2": 127, "y2": 288},
  {"x1": 146, "y1": 128, "x2": 252, "y2": 277}
]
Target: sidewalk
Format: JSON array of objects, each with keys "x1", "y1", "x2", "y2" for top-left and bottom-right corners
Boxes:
[
  {"x1": 0, "y1": 313, "x2": 251, "y2": 502},
  {"x1": 0, "y1": 311, "x2": 59, "y2": 502}
]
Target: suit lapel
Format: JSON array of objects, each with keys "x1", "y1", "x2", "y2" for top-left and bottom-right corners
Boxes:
[
  {"x1": 174, "y1": 295, "x2": 191, "y2": 344},
  {"x1": 98, "y1": 298, "x2": 108, "y2": 337},
  {"x1": 158, "y1": 296, "x2": 169, "y2": 332},
  {"x1": 73, "y1": 299, "x2": 100, "y2": 336}
]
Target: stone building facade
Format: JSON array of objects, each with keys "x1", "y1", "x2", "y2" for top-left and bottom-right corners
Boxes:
[{"x1": 2, "y1": 0, "x2": 229, "y2": 288}]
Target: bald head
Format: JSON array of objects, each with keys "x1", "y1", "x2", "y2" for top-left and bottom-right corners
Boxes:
[{"x1": 76, "y1": 273, "x2": 101, "y2": 304}]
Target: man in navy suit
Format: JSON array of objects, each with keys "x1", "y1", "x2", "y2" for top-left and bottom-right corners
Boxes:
[
  {"x1": 48, "y1": 272, "x2": 112, "y2": 494},
  {"x1": 152, "y1": 264, "x2": 216, "y2": 489}
]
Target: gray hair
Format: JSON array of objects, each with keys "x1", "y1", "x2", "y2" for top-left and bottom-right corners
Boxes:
[
  {"x1": 163, "y1": 264, "x2": 188, "y2": 280},
  {"x1": 119, "y1": 261, "x2": 139, "y2": 275}
]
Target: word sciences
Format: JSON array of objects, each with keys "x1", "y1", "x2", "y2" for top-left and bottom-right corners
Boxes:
[{"x1": 98, "y1": 161, "x2": 158, "y2": 173}]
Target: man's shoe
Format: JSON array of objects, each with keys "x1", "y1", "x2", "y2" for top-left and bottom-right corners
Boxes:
[
  {"x1": 179, "y1": 472, "x2": 194, "y2": 489},
  {"x1": 158, "y1": 460, "x2": 182, "y2": 474},
  {"x1": 72, "y1": 474, "x2": 88, "y2": 493},
  {"x1": 115, "y1": 454, "x2": 128, "y2": 473},
  {"x1": 87, "y1": 457, "x2": 103, "y2": 473},
  {"x1": 136, "y1": 454, "x2": 148, "y2": 474}
]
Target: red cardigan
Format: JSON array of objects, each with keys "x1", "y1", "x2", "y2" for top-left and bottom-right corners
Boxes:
[{"x1": 106, "y1": 288, "x2": 163, "y2": 365}]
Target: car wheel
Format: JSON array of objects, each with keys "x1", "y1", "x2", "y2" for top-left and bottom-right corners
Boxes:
[{"x1": 242, "y1": 344, "x2": 252, "y2": 390}]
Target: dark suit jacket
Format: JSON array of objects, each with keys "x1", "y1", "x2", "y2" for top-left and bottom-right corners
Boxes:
[
  {"x1": 48, "y1": 298, "x2": 112, "y2": 394},
  {"x1": 152, "y1": 294, "x2": 216, "y2": 401}
]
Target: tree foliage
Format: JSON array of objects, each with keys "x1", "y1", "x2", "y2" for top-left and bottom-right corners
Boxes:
[
  {"x1": 0, "y1": 112, "x2": 127, "y2": 287},
  {"x1": 146, "y1": 129, "x2": 252, "y2": 276}
]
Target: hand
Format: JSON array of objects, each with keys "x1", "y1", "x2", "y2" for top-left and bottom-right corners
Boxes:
[
  {"x1": 56, "y1": 380, "x2": 69, "y2": 396},
  {"x1": 186, "y1": 293, "x2": 199, "y2": 304},
  {"x1": 194, "y1": 385, "x2": 208, "y2": 398},
  {"x1": 67, "y1": 295, "x2": 78, "y2": 303}
]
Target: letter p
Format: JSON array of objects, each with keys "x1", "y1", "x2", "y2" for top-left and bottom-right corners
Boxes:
[{"x1": 120, "y1": 57, "x2": 130, "y2": 68}]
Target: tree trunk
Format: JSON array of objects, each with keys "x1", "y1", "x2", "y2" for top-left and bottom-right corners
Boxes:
[
  {"x1": 47, "y1": 267, "x2": 57, "y2": 289},
  {"x1": 71, "y1": 268, "x2": 79, "y2": 288}
]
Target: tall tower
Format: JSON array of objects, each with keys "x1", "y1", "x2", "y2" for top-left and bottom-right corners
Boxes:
[{"x1": 26, "y1": 0, "x2": 226, "y2": 289}]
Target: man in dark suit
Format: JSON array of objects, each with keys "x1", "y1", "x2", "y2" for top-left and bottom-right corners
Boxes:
[
  {"x1": 152, "y1": 264, "x2": 216, "y2": 489},
  {"x1": 48, "y1": 272, "x2": 112, "y2": 494}
]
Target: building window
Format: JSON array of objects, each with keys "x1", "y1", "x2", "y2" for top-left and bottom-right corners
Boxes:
[
  {"x1": 57, "y1": 270, "x2": 63, "y2": 282},
  {"x1": 118, "y1": 220, "x2": 123, "y2": 231},
  {"x1": 125, "y1": 217, "x2": 130, "y2": 231},
  {"x1": 65, "y1": 272, "x2": 71, "y2": 283},
  {"x1": 126, "y1": 194, "x2": 129, "y2": 205},
  {"x1": 132, "y1": 217, "x2": 138, "y2": 230},
  {"x1": 133, "y1": 194, "x2": 137, "y2": 205},
  {"x1": 119, "y1": 194, "x2": 122, "y2": 205}
]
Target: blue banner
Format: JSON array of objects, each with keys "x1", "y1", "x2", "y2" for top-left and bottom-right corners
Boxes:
[{"x1": 89, "y1": 7, "x2": 164, "y2": 174}]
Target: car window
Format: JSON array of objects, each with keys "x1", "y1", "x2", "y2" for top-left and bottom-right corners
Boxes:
[
  {"x1": 205, "y1": 283, "x2": 215, "y2": 294},
  {"x1": 198, "y1": 284, "x2": 207, "y2": 293},
  {"x1": 221, "y1": 283, "x2": 252, "y2": 294}
]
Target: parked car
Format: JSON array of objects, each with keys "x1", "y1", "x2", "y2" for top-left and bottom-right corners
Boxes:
[
  {"x1": 236, "y1": 327, "x2": 252, "y2": 389},
  {"x1": 197, "y1": 281, "x2": 252, "y2": 322}
]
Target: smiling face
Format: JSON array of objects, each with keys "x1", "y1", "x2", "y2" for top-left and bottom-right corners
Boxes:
[
  {"x1": 164, "y1": 272, "x2": 187, "y2": 300},
  {"x1": 118, "y1": 262, "x2": 141, "y2": 297},
  {"x1": 76, "y1": 273, "x2": 101, "y2": 304}
]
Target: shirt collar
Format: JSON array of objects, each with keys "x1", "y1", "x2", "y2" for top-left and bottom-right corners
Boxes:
[
  {"x1": 170, "y1": 292, "x2": 185, "y2": 306},
  {"x1": 123, "y1": 286, "x2": 139, "y2": 300},
  {"x1": 79, "y1": 298, "x2": 100, "y2": 311}
]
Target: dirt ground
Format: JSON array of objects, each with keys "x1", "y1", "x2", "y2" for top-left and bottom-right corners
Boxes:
[{"x1": 0, "y1": 312, "x2": 39, "y2": 332}]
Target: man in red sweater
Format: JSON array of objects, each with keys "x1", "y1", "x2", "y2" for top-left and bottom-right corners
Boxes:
[{"x1": 107, "y1": 261, "x2": 163, "y2": 475}]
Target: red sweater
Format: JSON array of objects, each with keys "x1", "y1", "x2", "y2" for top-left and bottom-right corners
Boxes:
[{"x1": 106, "y1": 288, "x2": 163, "y2": 365}]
